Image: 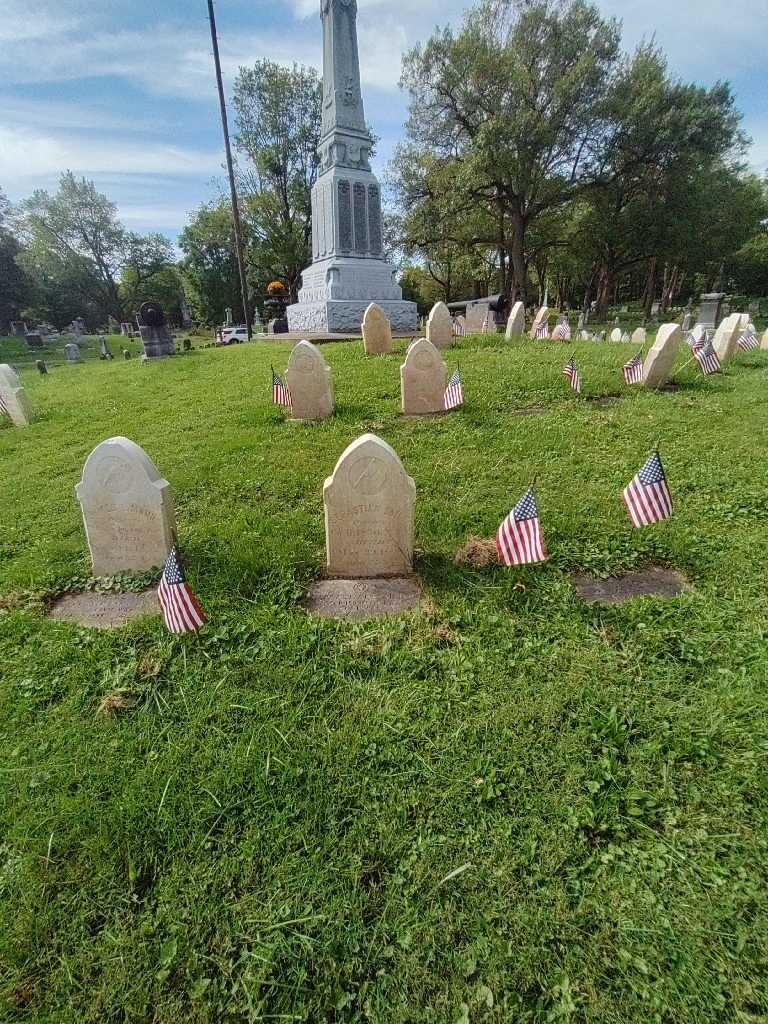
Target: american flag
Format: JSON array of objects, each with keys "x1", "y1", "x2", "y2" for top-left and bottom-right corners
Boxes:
[
  {"x1": 452, "y1": 319, "x2": 466, "y2": 337},
  {"x1": 158, "y1": 546, "x2": 208, "y2": 634},
  {"x1": 737, "y1": 328, "x2": 759, "y2": 352},
  {"x1": 692, "y1": 337, "x2": 721, "y2": 375},
  {"x1": 535, "y1": 321, "x2": 550, "y2": 339},
  {"x1": 481, "y1": 311, "x2": 493, "y2": 333},
  {"x1": 0, "y1": 393, "x2": 8, "y2": 417},
  {"x1": 444, "y1": 369, "x2": 464, "y2": 410},
  {"x1": 623, "y1": 353, "x2": 645, "y2": 385},
  {"x1": 100, "y1": 339, "x2": 113, "y2": 360},
  {"x1": 552, "y1": 318, "x2": 571, "y2": 341},
  {"x1": 496, "y1": 488, "x2": 549, "y2": 566},
  {"x1": 623, "y1": 451, "x2": 673, "y2": 529},
  {"x1": 271, "y1": 366, "x2": 291, "y2": 407},
  {"x1": 563, "y1": 356, "x2": 582, "y2": 394}
]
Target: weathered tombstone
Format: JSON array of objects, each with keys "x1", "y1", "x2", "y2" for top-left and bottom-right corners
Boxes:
[
  {"x1": 681, "y1": 311, "x2": 693, "y2": 332},
  {"x1": 25, "y1": 333, "x2": 44, "y2": 350},
  {"x1": 64, "y1": 342, "x2": 82, "y2": 363},
  {"x1": 10, "y1": 321, "x2": 26, "y2": 337},
  {"x1": 400, "y1": 338, "x2": 447, "y2": 415},
  {"x1": 183, "y1": 337, "x2": 192, "y2": 352},
  {"x1": 323, "y1": 433, "x2": 415, "y2": 578},
  {"x1": 426, "y1": 302, "x2": 453, "y2": 350},
  {"x1": 0, "y1": 364, "x2": 33, "y2": 426},
  {"x1": 530, "y1": 306, "x2": 548, "y2": 338},
  {"x1": 36, "y1": 360, "x2": 48, "y2": 375},
  {"x1": 285, "y1": 340, "x2": 334, "y2": 421},
  {"x1": 696, "y1": 292, "x2": 725, "y2": 332},
  {"x1": 621, "y1": 331, "x2": 631, "y2": 343},
  {"x1": 577, "y1": 311, "x2": 586, "y2": 330},
  {"x1": 75, "y1": 436, "x2": 176, "y2": 576},
  {"x1": 712, "y1": 313, "x2": 745, "y2": 363},
  {"x1": 120, "y1": 322, "x2": 132, "y2": 337},
  {"x1": 362, "y1": 303, "x2": 393, "y2": 355},
  {"x1": 650, "y1": 302, "x2": 660, "y2": 318},
  {"x1": 505, "y1": 301, "x2": 525, "y2": 339},
  {"x1": 631, "y1": 327, "x2": 647, "y2": 346},
  {"x1": 610, "y1": 328, "x2": 623, "y2": 342},
  {"x1": 122, "y1": 349, "x2": 131, "y2": 360},
  {"x1": 137, "y1": 301, "x2": 175, "y2": 359},
  {"x1": 761, "y1": 328, "x2": 768, "y2": 350},
  {"x1": 642, "y1": 324, "x2": 682, "y2": 388},
  {"x1": 465, "y1": 301, "x2": 489, "y2": 333},
  {"x1": 579, "y1": 330, "x2": 591, "y2": 341}
]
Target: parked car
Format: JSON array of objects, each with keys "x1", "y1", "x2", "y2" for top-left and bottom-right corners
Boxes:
[{"x1": 219, "y1": 326, "x2": 249, "y2": 345}]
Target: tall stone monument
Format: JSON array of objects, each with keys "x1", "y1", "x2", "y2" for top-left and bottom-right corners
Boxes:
[{"x1": 287, "y1": 0, "x2": 416, "y2": 335}]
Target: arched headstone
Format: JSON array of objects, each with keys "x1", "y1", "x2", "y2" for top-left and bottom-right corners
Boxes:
[
  {"x1": 610, "y1": 328, "x2": 623, "y2": 342},
  {"x1": 505, "y1": 302, "x2": 525, "y2": 339},
  {"x1": 643, "y1": 324, "x2": 682, "y2": 388},
  {"x1": 761, "y1": 328, "x2": 768, "y2": 350},
  {"x1": 0, "y1": 364, "x2": 32, "y2": 427},
  {"x1": 75, "y1": 437, "x2": 176, "y2": 575},
  {"x1": 530, "y1": 306, "x2": 548, "y2": 338},
  {"x1": 426, "y1": 302, "x2": 453, "y2": 350},
  {"x1": 64, "y1": 343, "x2": 82, "y2": 363},
  {"x1": 713, "y1": 313, "x2": 747, "y2": 363},
  {"x1": 285, "y1": 340, "x2": 334, "y2": 421},
  {"x1": 362, "y1": 303, "x2": 393, "y2": 355},
  {"x1": 400, "y1": 338, "x2": 447, "y2": 415},
  {"x1": 631, "y1": 327, "x2": 646, "y2": 346},
  {"x1": 323, "y1": 434, "x2": 415, "y2": 578}
]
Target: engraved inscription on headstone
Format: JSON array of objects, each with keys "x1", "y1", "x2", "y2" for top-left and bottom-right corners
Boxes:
[
  {"x1": 323, "y1": 433, "x2": 416, "y2": 578},
  {"x1": 368, "y1": 185, "x2": 382, "y2": 255},
  {"x1": 338, "y1": 180, "x2": 352, "y2": 251},
  {"x1": 285, "y1": 340, "x2": 335, "y2": 420},
  {"x1": 75, "y1": 436, "x2": 176, "y2": 575},
  {"x1": 353, "y1": 182, "x2": 368, "y2": 252},
  {"x1": 643, "y1": 324, "x2": 682, "y2": 387},
  {"x1": 400, "y1": 338, "x2": 447, "y2": 415},
  {"x1": 362, "y1": 303, "x2": 393, "y2": 354}
]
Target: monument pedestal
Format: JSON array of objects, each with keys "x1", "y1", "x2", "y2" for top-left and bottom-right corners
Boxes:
[{"x1": 139, "y1": 325, "x2": 175, "y2": 359}]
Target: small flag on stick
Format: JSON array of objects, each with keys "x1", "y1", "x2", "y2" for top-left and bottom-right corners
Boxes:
[
  {"x1": 623, "y1": 352, "x2": 644, "y2": 385},
  {"x1": 552, "y1": 318, "x2": 571, "y2": 341},
  {"x1": 271, "y1": 366, "x2": 291, "y2": 407},
  {"x1": 563, "y1": 356, "x2": 582, "y2": 394},
  {"x1": 444, "y1": 368, "x2": 464, "y2": 410},
  {"x1": 0, "y1": 394, "x2": 8, "y2": 417},
  {"x1": 737, "y1": 328, "x2": 759, "y2": 352},
  {"x1": 535, "y1": 321, "x2": 550, "y2": 339},
  {"x1": 481, "y1": 311, "x2": 492, "y2": 333},
  {"x1": 692, "y1": 337, "x2": 721, "y2": 375},
  {"x1": 496, "y1": 488, "x2": 549, "y2": 566},
  {"x1": 452, "y1": 318, "x2": 466, "y2": 337},
  {"x1": 158, "y1": 546, "x2": 208, "y2": 634},
  {"x1": 623, "y1": 451, "x2": 672, "y2": 529}
]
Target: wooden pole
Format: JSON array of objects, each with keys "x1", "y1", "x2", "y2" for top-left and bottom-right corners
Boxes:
[{"x1": 207, "y1": 0, "x2": 251, "y2": 341}]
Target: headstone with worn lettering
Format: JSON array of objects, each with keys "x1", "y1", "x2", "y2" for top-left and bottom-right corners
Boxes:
[
  {"x1": 530, "y1": 306, "x2": 548, "y2": 338},
  {"x1": 362, "y1": 303, "x2": 393, "y2": 355},
  {"x1": 75, "y1": 436, "x2": 176, "y2": 576},
  {"x1": 631, "y1": 327, "x2": 647, "y2": 346},
  {"x1": 712, "y1": 313, "x2": 747, "y2": 363},
  {"x1": 0, "y1": 364, "x2": 33, "y2": 427},
  {"x1": 25, "y1": 333, "x2": 44, "y2": 351},
  {"x1": 642, "y1": 324, "x2": 682, "y2": 388},
  {"x1": 610, "y1": 328, "x2": 623, "y2": 342},
  {"x1": 400, "y1": 338, "x2": 447, "y2": 415},
  {"x1": 681, "y1": 311, "x2": 692, "y2": 332},
  {"x1": 696, "y1": 292, "x2": 725, "y2": 332},
  {"x1": 426, "y1": 302, "x2": 453, "y2": 350},
  {"x1": 64, "y1": 342, "x2": 82, "y2": 363},
  {"x1": 323, "y1": 433, "x2": 415, "y2": 578},
  {"x1": 505, "y1": 301, "x2": 525, "y2": 339},
  {"x1": 466, "y1": 301, "x2": 490, "y2": 333},
  {"x1": 285, "y1": 340, "x2": 334, "y2": 421},
  {"x1": 137, "y1": 301, "x2": 175, "y2": 359}
]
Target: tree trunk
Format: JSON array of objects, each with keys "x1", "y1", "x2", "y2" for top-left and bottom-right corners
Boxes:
[
  {"x1": 642, "y1": 258, "x2": 657, "y2": 320},
  {"x1": 509, "y1": 210, "x2": 527, "y2": 307},
  {"x1": 595, "y1": 261, "x2": 615, "y2": 320}
]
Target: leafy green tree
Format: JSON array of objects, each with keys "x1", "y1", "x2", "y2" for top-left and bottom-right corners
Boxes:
[
  {"x1": 179, "y1": 203, "x2": 243, "y2": 326},
  {"x1": 0, "y1": 188, "x2": 30, "y2": 331},
  {"x1": 726, "y1": 229, "x2": 768, "y2": 297},
  {"x1": 233, "y1": 61, "x2": 321, "y2": 302}
]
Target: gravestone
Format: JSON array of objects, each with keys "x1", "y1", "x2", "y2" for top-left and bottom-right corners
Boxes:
[
  {"x1": 225, "y1": 307, "x2": 233, "y2": 327},
  {"x1": 323, "y1": 433, "x2": 415, "y2": 577},
  {"x1": 75, "y1": 436, "x2": 176, "y2": 576},
  {"x1": 681, "y1": 311, "x2": 692, "y2": 332},
  {"x1": 10, "y1": 321, "x2": 26, "y2": 337},
  {"x1": 362, "y1": 303, "x2": 393, "y2": 355},
  {"x1": 137, "y1": 301, "x2": 175, "y2": 359},
  {"x1": 0, "y1": 364, "x2": 33, "y2": 426},
  {"x1": 25, "y1": 333, "x2": 44, "y2": 350},
  {"x1": 631, "y1": 327, "x2": 646, "y2": 346},
  {"x1": 643, "y1": 324, "x2": 682, "y2": 388},
  {"x1": 285, "y1": 340, "x2": 334, "y2": 421},
  {"x1": 610, "y1": 328, "x2": 623, "y2": 342},
  {"x1": 466, "y1": 301, "x2": 490, "y2": 333},
  {"x1": 400, "y1": 338, "x2": 447, "y2": 415},
  {"x1": 579, "y1": 330, "x2": 591, "y2": 341},
  {"x1": 621, "y1": 332, "x2": 631, "y2": 343},
  {"x1": 64, "y1": 342, "x2": 82, "y2": 363},
  {"x1": 36, "y1": 360, "x2": 48, "y2": 375},
  {"x1": 530, "y1": 306, "x2": 548, "y2": 337},
  {"x1": 123, "y1": 349, "x2": 131, "y2": 360},
  {"x1": 712, "y1": 313, "x2": 746, "y2": 363},
  {"x1": 761, "y1": 328, "x2": 768, "y2": 350},
  {"x1": 696, "y1": 292, "x2": 725, "y2": 332},
  {"x1": 120, "y1": 322, "x2": 132, "y2": 337},
  {"x1": 426, "y1": 302, "x2": 453, "y2": 350},
  {"x1": 505, "y1": 301, "x2": 525, "y2": 339}
]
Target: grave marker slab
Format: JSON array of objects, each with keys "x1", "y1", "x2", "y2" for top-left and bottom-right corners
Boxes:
[
  {"x1": 0, "y1": 364, "x2": 32, "y2": 426},
  {"x1": 400, "y1": 338, "x2": 447, "y2": 415},
  {"x1": 285, "y1": 340, "x2": 334, "y2": 421},
  {"x1": 530, "y1": 306, "x2": 548, "y2": 338},
  {"x1": 64, "y1": 342, "x2": 82, "y2": 363},
  {"x1": 505, "y1": 301, "x2": 525, "y2": 339},
  {"x1": 631, "y1": 327, "x2": 646, "y2": 346},
  {"x1": 761, "y1": 328, "x2": 768, "y2": 350},
  {"x1": 323, "y1": 433, "x2": 415, "y2": 578},
  {"x1": 362, "y1": 303, "x2": 393, "y2": 355},
  {"x1": 75, "y1": 436, "x2": 176, "y2": 576},
  {"x1": 610, "y1": 328, "x2": 623, "y2": 342},
  {"x1": 712, "y1": 313, "x2": 745, "y2": 363},
  {"x1": 426, "y1": 302, "x2": 453, "y2": 349},
  {"x1": 642, "y1": 323, "x2": 682, "y2": 388},
  {"x1": 466, "y1": 301, "x2": 489, "y2": 333}
]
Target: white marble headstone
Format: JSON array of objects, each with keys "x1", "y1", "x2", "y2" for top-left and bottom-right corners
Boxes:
[
  {"x1": 323, "y1": 433, "x2": 415, "y2": 578},
  {"x1": 285, "y1": 340, "x2": 334, "y2": 420},
  {"x1": 426, "y1": 302, "x2": 453, "y2": 350},
  {"x1": 400, "y1": 338, "x2": 447, "y2": 415},
  {"x1": 75, "y1": 437, "x2": 176, "y2": 575},
  {"x1": 505, "y1": 302, "x2": 525, "y2": 339},
  {"x1": 631, "y1": 327, "x2": 647, "y2": 346},
  {"x1": 643, "y1": 324, "x2": 682, "y2": 388},
  {"x1": 362, "y1": 303, "x2": 393, "y2": 355},
  {"x1": 530, "y1": 306, "x2": 548, "y2": 338},
  {"x1": 0, "y1": 363, "x2": 33, "y2": 427}
]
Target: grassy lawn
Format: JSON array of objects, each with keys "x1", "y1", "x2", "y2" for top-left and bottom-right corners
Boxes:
[{"x1": 1, "y1": 331, "x2": 768, "y2": 1022}]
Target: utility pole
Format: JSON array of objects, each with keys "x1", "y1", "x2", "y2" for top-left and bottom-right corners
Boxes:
[{"x1": 207, "y1": 0, "x2": 251, "y2": 340}]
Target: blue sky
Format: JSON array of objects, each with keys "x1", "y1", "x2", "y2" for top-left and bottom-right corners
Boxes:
[{"x1": 1, "y1": 0, "x2": 765, "y2": 241}]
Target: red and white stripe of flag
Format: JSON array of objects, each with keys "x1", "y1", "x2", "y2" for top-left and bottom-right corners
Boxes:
[
  {"x1": 496, "y1": 489, "x2": 548, "y2": 566},
  {"x1": 158, "y1": 548, "x2": 207, "y2": 634},
  {"x1": 622, "y1": 452, "x2": 673, "y2": 529}
]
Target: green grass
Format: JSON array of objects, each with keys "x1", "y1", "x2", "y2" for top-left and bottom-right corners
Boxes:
[{"x1": 2, "y1": 333, "x2": 768, "y2": 1023}]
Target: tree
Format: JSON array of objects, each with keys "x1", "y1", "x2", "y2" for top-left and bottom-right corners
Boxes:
[
  {"x1": 179, "y1": 203, "x2": 243, "y2": 326},
  {"x1": 19, "y1": 172, "x2": 174, "y2": 325},
  {"x1": 0, "y1": 188, "x2": 30, "y2": 331},
  {"x1": 233, "y1": 61, "x2": 321, "y2": 301}
]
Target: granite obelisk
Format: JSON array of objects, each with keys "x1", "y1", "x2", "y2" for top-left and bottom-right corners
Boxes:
[{"x1": 287, "y1": 0, "x2": 417, "y2": 334}]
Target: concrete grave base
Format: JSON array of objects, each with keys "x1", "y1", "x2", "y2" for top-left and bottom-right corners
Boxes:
[
  {"x1": 572, "y1": 566, "x2": 691, "y2": 605},
  {"x1": 49, "y1": 590, "x2": 159, "y2": 628},
  {"x1": 303, "y1": 577, "x2": 422, "y2": 620}
]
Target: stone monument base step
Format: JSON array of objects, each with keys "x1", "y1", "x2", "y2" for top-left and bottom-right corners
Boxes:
[
  {"x1": 253, "y1": 330, "x2": 416, "y2": 343},
  {"x1": 303, "y1": 577, "x2": 422, "y2": 619},
  {"x1": 287, "y1": 299, "x2": 417, "y2": 335}
]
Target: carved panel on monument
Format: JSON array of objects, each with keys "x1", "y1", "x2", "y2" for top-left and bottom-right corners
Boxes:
[
  {"x1": 317, "y1": 185, "x2": 326, "y2": 257},
  {"x1": 368, "y1": 185, "x2": 382, "y2": 255},
  {"x1": 338, "y1": 180, "x2": 352, "y2": 251},
  {"x1": 353, "y1": 182, "x2": 368, "y2": 253}
]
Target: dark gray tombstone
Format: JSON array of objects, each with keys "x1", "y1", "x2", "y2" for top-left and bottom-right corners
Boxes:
[
  {"x1": 10, "y1": 321, "x2": 27, "y2": 337},
  {"x1": 36, "y1": 359, "x2": 48, "y2": 375},
  {"x1": 696, "y1": 293, "x2": 725, "y2": 331},
  {"x1": 25, "y1": 333, "x2": 44, "y2": 350},
  {"x1": 136, "y1": 301, "x2": 175, "y2": 359}
]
